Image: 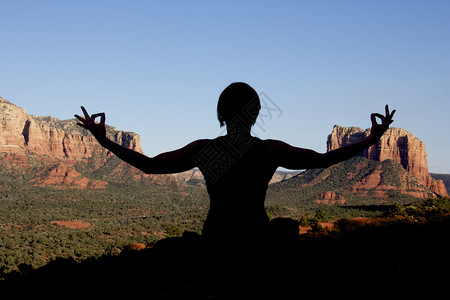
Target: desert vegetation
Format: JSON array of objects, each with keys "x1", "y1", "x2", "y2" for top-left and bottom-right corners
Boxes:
[
  {"x1": 0, "y1": 177, "x2": 209, "y2": 275},
  {"x1": 1, "y1": 148, "x2": 449, "y2": 291},
  {"x1": 1, "y1": 165, "x2": 448, "y2": 278}
]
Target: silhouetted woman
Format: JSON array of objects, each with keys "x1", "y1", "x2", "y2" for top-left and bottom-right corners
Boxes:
[{"x1": 75, "y1": 82, "x2": 395, "y2": 242}]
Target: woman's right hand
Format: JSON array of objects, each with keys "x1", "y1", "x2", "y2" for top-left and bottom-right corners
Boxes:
[{"x1": 74, "y1": 106, "x2": 107, "y2": 140}]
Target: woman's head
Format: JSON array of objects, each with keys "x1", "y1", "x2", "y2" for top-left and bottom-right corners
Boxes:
[{"x1": 217, "y1": 82, "x2": 261, "y2": 127}]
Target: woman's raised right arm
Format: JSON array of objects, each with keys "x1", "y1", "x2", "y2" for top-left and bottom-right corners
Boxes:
[{"x1": 75, "y1": 106, "x2": 208, "y2": 174}]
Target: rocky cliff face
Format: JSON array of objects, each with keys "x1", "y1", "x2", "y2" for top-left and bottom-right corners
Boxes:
[
  {"x1": 0, "y1": 97, "x2": 144, "y2": 188},
  {"x1": 1, "y1": 97, "x2": 142, "y2": 159},
  {"x1": 327, "y1": 125, "x2": 447, "y2": 197}
]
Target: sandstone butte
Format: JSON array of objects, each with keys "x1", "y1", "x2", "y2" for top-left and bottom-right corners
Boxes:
[{"x1": 327, "y1": 125, "x2": 447, "y2": 197}]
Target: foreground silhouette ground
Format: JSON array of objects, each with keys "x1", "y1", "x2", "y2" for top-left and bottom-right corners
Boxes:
[{"x1": 2, "y1": 211, "x2": 449, "y2": 300}]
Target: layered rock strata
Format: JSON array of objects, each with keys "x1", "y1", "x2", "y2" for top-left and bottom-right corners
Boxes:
[
  {"x1": 327, "y1": 125, "x2": 447, "y2": 197},
  {"x1": 0, "y1": 97, "x2": 143, "y2": 188},
  {"x1": 0, "y1": 97, "x2": 142, "y2": 159}
]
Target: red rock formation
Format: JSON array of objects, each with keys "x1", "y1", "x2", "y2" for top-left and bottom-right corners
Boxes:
[
  {"x1": 0, "y1": 97, "x2": 143, "y2": 188},
  {"x1": 30, "y1": 162, "x2": 108, "y2": 189},
  {"x1": 314, "y1": 191, "x2": 346, "y2": 205},
  {"x1": 327, "y1": 125, "x2": 447, "y2": 197},
  {"x1": 122, "y1": 243, "x2": 151, "y2": 253},
  {"x1": 0, "y1": 97, "x2": 142, "y2": 160}
]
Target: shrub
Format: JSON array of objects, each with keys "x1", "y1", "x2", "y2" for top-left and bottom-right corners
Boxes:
[{"x1": 165, "y1": 225, "x2": 183, "y2": 238}]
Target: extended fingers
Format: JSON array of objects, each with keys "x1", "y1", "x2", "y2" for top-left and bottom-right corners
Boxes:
[
  {"x1": 81, "y1": 106, "x2": 90, "y2": 119},
  {"x1": 74, "y1": 113, "x2": 88, "y2": 127},
  {"x1": 74, "y1": 114, "x2": 84, "y2": 122},
  {"x1": 390, "y1": 109, "x2": 396, "y2": 119},
  {"x1": 385, "y1": 104, "x2": 396, "y2": 118},
  {"x1": 75, "y1": 106, "x2": 91, "y2": 124},
  {"x1": 384, "y1": 105, "x2": 396, "y2": 125},
  {"x1": 75, "y1": 106, "x2": 93, "y2": 129}
]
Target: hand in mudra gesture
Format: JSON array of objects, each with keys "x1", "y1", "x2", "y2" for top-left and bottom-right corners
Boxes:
[
  {"x1": 74, "y1": 106, "x2": 107, "y2": 140},
  {"x1": 370, "y1": 105, "x2": 396, "y2": 139}
]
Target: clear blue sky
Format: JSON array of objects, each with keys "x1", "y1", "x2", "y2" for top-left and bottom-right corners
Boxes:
[{"x1": 1, "y1": 0, "x2": 449, "y2": 173}]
